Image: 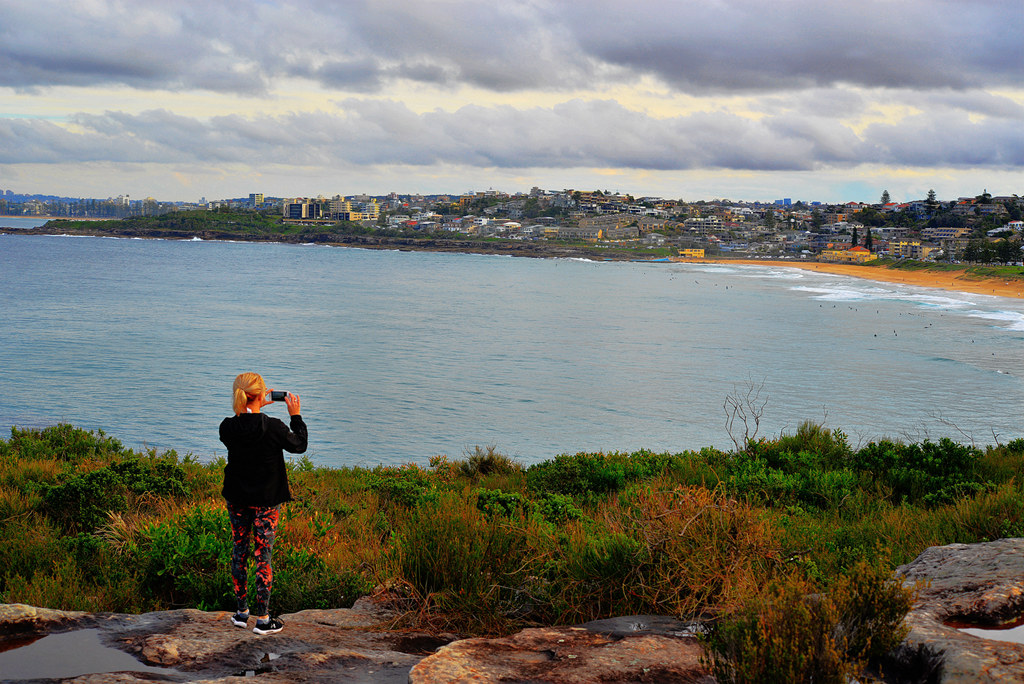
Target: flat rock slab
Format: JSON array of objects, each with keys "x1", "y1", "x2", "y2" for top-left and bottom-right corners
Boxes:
[
  {"x1": 897, "y1": 538, "x2": 1024, "y2": 682},
  {"x1": 409, "y1": 623, "x2": 713, "y2": 683},
  {"x1": 0, "y1": 600, "x2": 442, "y2": 683}
]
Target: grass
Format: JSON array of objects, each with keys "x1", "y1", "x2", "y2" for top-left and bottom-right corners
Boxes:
[
  {"x1": 869, "y1": 257, "x2": 1024, "y2": 281},
  {"x1": 3, "y1": 422, "x2": 1022, "y2": 677}
]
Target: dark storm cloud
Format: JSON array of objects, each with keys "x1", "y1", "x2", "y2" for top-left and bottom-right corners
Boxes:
[
  {"x1": 3, "y1": 1, "x2": 1018, "y2": 94},
  {"x1": 3, "y1": 97, "x2": 1019, "y2": 170},
  {"x1": 555, "y1": 0, "x2": 1024, "y2": 92},
  {"x1": 0, "y1": 1, "x2": 270, "y2": 93}
]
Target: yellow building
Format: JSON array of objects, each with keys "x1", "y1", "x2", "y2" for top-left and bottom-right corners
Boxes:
[
  {"x1": 892, "y1": 240, "x2": 935, "y2": 260},
  {"x1": 676, "y1": 248, "x2": 706, "y2": 259},
  {"x1": 821, "y1": 245, "x2": 876, "y2": 263}
]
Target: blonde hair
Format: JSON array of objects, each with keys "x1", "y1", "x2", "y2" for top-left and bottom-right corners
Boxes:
[{"x1": 232, "y1": 372, "x2": 267, "y2": 415}]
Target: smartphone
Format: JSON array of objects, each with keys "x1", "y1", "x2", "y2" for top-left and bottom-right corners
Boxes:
[{"x1": 269, "y1": 390, "x2": 288, "y2": 401}]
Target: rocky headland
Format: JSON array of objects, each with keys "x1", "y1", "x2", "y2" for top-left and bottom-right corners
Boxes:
[
  {"x1": 5, "y1": 539, "x2": 1024, "y2": 683},
  {"x1": 4, "y1": 224, "x2": 652, "y2": 262},
  {"x1": 10, "y1": 220, "x2": 1024, "y2": 299}
]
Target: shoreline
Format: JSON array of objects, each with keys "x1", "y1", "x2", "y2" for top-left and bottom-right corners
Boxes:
[
  {"x1": 6, "y1": 223, "x2": 1024, "y2": 300},
  {"x1": 694, "y1": 258, "x2": 1024, "y2": 300}
]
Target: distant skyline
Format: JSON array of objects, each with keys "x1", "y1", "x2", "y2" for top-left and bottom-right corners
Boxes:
[{"x1": 1, "y1": 1, "x2": 1022, "y2": 204}]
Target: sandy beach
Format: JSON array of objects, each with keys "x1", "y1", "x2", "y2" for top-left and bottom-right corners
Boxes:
[{"x1": 698, "y1": 259, "x2": 1024, "y2": 300}]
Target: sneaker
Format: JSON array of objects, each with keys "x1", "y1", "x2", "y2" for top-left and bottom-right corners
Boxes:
[
  {"x1": 253, "y1": 617, "x2": 284, "y2": 635},
  {"x1": 230, "y1": 612, "x2": 250, "y2": 628}
]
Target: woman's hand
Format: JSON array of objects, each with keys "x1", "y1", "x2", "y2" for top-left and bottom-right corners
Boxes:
[{"x1": 284, "y1": 392, "x2": 301, "y2": 416}]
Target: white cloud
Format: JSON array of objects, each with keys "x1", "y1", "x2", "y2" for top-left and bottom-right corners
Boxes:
[{"x1": 3, "y1": 95, "x2": 1020, "y2": 173}]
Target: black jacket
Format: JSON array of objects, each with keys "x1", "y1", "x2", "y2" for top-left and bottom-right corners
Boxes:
[{"x1": 220, "y1": 413, "x2": 307, "y2": 507}]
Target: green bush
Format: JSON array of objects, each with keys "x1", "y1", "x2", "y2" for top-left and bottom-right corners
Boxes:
[
  {"x1": 724, "y1": 455, "x2": 858, "y2": 510},
  {"x1": 40, "y1": 468, "x2": 127, "y2": 532},
  {"x1": 537, "y1": 492, "x2": 584, "y2": 524},
  {"x1": 852, "y1": 438, "x2": 988, "y2": 505},
  {"x1": 524, "y1": 450, "x2": 679, "y2": 502},
  {"x1": 271, "y1": 546, "x2": 372, "y2": 613},
  {"x1": 138, "y1": 506, "x2": 234, "y2": 610},
  {"x1": 526, "y1": 452, "x2": 626, "y2": 499},
  {"x1": 475, "y1": 488, "x2": 528, "y2": 518},
  {"x1": 0, "y1": 514, "x2": 63, "y2": 589},
  {"x1": 1, "y1": 424, "x2": 124, "y2": 463},
  {"x1": 39, "y1": 456, "x2": 188, "y2": 532},
  {"x1": 367, "y1": 464, "x2": 440, "y2": 507},
  {"x1": 769, "y1": 421, "x2": 851, "y2": 469}
]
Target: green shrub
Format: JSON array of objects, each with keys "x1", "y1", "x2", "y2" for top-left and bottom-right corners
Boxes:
[
  {"x1": 524, "y1": 450, "x2": 680, "y2": 502},
  {"x1": 1, "y1": 424, "x2": 124, "y2": 463},
  {"x1": 367, "y1": 464, "x2": 440, "y2": 507},
  {"x1": 952, "y1": 483, "x2": 1024, "y2": 541},
  {"x1": 852, "y1": 438, "x2": 988, "y2": 505},
  {"x1": 770, "y1": 421, "x2": 851, "y2": 469},
  {"x1": 39, "y1": 456, "x2": 188, "y2": 532},
  {"x1": 704, "y1": 577, "x2": 846, "y2": 684},
  {"x1": 475, "y1": 488, "x2": 528, "y2": 518},
  {"x1": 526, "y1": 452, "x2": 626, "y2": 499},
  {"x1": 270, "y1": 546, "x2": 371, "y2": 613},
  {"x1": 0, "y1": 514, "x2": 63, "y2": 588},
  {"x1": 138, "y1": 505, "x2": 234, "y2": 610},
  {"x1": 723, "y1": 454, "x2": 858, "y2": 510},
  {"x1": 537, "y1": 492, "x2": 584, "y2": 524},
  {"x1": 40, "y1": 468, "x2": 127, "y2": 532}
]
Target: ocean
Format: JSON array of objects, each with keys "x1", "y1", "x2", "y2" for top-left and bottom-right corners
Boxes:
[
  {"x1": 2, "y1": 234, "x2": 1023, "y2": 467},
  {"x1": 1, "y1": 216, "x2": 53, "y2": 229}
]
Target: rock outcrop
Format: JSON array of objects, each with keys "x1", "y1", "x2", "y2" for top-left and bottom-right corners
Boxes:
[
  {"x1": 8, "y1": 540, "x2": 1024, "y2": 683},
  {"x1": 409, "y1": 616, "x2": 710, "y2": 683},
  {"x1": 0, "y1": 603, "x2": 709, "y2": 683},
  {"x1": 897, "y1": 537, "x2": 1024, "y2": 682},
  {"x1": 0, "y1": 599, "x2": 435, "y2": 683}
]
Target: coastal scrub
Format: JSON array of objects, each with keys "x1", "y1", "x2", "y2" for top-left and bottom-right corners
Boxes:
[{"x1": 2, "y1": 422, "x2": 1022, "y2": 659}]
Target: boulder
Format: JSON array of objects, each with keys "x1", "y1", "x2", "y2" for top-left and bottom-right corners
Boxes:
[{"x1": 897, "y1": 538, "x2": 1024, "y2": 682}]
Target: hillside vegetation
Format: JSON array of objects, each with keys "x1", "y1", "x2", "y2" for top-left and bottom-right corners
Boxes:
[
  {"x1": 4, "y1": 424, "x2": 1023, "y2": 678},
  {"x1": 42, "y1": 209, "x2": 363, "y2": 238}
]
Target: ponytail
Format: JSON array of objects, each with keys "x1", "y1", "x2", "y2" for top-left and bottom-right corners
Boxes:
[
  {"x1": 232, "y1": 388, "x2": 248, "y2": 415},
  {"x1": 231, "y1": 372, "x2": 266, "y2": 415}
]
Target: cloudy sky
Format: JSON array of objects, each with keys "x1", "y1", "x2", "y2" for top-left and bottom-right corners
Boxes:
[{"x1": 2, "y1": 0, "x2": 1022, "y2": 203}]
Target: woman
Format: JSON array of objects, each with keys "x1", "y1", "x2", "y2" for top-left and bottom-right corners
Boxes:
[{"x1": 219, "y1": 372, "x2": 307, "y2": 635}]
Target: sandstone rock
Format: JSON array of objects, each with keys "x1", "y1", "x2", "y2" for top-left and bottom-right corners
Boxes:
[
  {"x1": 897, "y1": 538, "x2": 1024, "y2": 682},
  {"x1": 409, "y1": 619, "x2": 713, "y2": 683},
  {"x1": 0, "y1": 598, "x2": 440, "y2": 683},
  {"x1": 0, "y1": 603, "x2": 90, "y2": 634}
]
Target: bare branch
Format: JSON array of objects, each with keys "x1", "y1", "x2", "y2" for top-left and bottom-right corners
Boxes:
[
  {"x1": 929, "y1": 411, "x2": 975, "y2": 448},
  {"x1": 723, "y1": 377, "x2": 769, "y2": 453}
]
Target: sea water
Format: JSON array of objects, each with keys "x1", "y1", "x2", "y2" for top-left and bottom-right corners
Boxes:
[
  {"x1": 2, "y1": 234, "x2": 1023, "y2": 467},
  {"x1": 1, "y1": 216, "x2": 53, "y2": 229}
]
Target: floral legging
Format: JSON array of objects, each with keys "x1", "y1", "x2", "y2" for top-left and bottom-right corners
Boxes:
[{"x1": 227, "y1": 502, "x2": 280, "y2": 616}]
